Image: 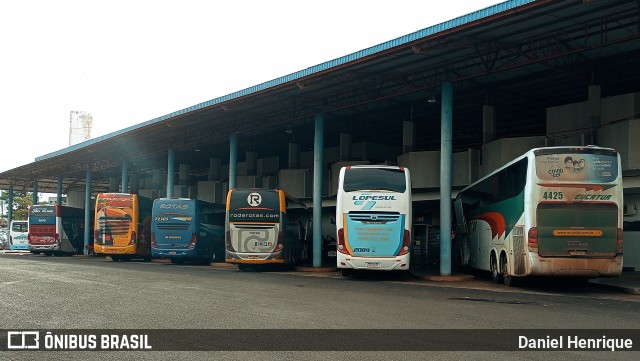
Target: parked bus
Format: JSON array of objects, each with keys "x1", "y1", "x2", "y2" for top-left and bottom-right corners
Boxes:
[
  {"x1": 151, "y1": 198, "x2": 225, "y2": 264},
  {"x1": 453, "y1": 146, "x2": 623, "y2": 286},
  {"x1": 28, "y1": 204, "x2": 86, "y2": 256},
  {"x1": 225, "y1": 188, "x2": 311, "y2": 270},
  {"x1": 9, "y1": 220, "x2": 29, "y2": 251},
  {"x1": 336, "y1": 165, "x2": 412, "y2": 276},
  {"x1": 94, "y1": 193, "x2": 153, "y2": 261}
]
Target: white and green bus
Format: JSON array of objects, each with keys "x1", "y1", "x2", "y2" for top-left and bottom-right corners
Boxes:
[{"x1": 454, "y1": 146, "x2": 623, "y2": 286}]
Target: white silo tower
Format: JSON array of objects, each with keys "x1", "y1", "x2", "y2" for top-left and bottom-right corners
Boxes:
[{"x1": 69, "y1": 111, "x2": 93, "y2": 146}]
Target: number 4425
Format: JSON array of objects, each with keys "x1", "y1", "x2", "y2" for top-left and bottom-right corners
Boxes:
[{"x1": 543, "y1": 191, "x2": 563, "y2": 200}]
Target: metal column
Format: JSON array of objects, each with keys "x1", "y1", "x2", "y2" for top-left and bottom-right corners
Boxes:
[
  {"x1": 57, "y1": 176, "x2": 63, "y2": 205},
  {"x1": 121, "y1": 159, "x2": 129, "y2": 193},
  {"x1": 84, "y1": 167, "x2": 92, "y2": 255},
  {"x1": 440, "y1": 81, "x2": 453, "y2": 276},
  {"x1": 167, "y1": 149, "x2": 175, "y2": 198},
  {"x1": 228, "y1": 133, "x2": 238, "y2": 190},
  {"x1": 7, "y1": 185, "x2": 13, "y2": 230},
  {"x1": 32, "y1": 179, "x2": 38, "y2": 205},
  {"x1": 313, "y1": 113, "x2": 324, "y2": 268}
]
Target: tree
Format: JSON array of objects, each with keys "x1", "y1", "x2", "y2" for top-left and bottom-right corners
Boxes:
[{"x1": 0, "y1": 191, "x2": 43, "y2": 220}]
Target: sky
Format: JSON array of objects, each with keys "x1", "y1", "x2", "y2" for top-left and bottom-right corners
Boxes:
[{"x1": 1, "y1": 0, "x2": 502, "y2": 173}]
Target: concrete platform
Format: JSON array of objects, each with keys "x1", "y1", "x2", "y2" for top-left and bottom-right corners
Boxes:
[
  {"x1": 589, "y1": 271, "x2": 640, "y2": 295},
  {"x1": 294, "y1": 265, "x2": 338, "y2": 272}
]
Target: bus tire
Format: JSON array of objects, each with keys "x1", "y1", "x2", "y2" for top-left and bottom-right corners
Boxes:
[
  {"x1": 202, "y1": 253, "x2": 214, "y2": 265},
  {"x1": 111, "y1": 256, "x2": 120, "y2": 262},
  {"x1": 341, "y1": 269, "x2": 353, "y2": 277},
  {"x1": 490, "y1": 253, "x2": 502, "y2": 284},
  {"x1": 501, "y1": 253, "x2": 517, "y2": 287}
]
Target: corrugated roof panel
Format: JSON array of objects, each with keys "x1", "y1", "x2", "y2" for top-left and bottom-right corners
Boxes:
[{"x1": 36, "y1": 0, "x2": 535, "y2": 162}]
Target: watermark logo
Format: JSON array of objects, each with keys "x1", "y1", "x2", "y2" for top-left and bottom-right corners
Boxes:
[{"x1": 7, "y1": 331, "x2": 39, "y2": 349}]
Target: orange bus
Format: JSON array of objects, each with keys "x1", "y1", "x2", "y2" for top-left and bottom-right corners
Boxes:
[{"x1": 94, "y1": 193, "x2": 152, "y2": 261}]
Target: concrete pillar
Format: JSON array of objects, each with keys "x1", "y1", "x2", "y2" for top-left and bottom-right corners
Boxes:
[
  {"x1": 179, "y1": 164, "x2": 190, "y2": 185},
  {"x1": 109, "y1": 178, "x2": 119, "y2": 192},
  {"x1": 313, "y1": 113, "x2": 324, "y2": 267},
  {"x1": 339, "y1": 133, "x2": 351, "y2": 161},
  {"x1": 587, "y1": 84, "x2": 601, "y2": 143},
  {"x1": 84, "y1": 167, "x2": 92, "y2": 255},
  {"x1": 32, "y1": 179, "x2": 38, "y2": 205},
  {"x1": 208, "y1": 158, "x2": 221, "y2": 181},
  {"x1": 403, "y1": 121, "x2": 415, "y2": 153},
  {"x1": 245, "y1": 151, "x2": 257, "y2": 176},
  {"x1": 482, "y1": 105, "x2": 495, "y2": 143},
  {"x1": 167, "y1": 149, "x2": 175, "y2": 198},
  {"x1": 121, "y1": 159, "x2": 129, "y2": 193},
  {"x1": 57, "y1": 176, "x2": 63, "y2": 205},
  {"x1": 288, "y1": 143, "x2": 299, "y2": 169},
  {"x1": 440, "y1": 81, "x2": 453, "y2": 276},
  {"x1": 229, "y1": 134, "x2": 238, "y2": 190},
  {"x1": 130, "y1": 173, "x2": 139, "y2": 194},
  {"x1": 153, "y1": 169, "x2": 162, "y2": 189}
]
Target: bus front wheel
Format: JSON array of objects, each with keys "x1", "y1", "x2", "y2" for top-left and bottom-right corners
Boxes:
[{"x1": 490, "y1": 254, "x2": 502, "y2": 284}]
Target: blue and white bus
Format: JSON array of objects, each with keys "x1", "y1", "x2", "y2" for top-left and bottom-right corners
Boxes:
[
  {"x1": 336, "y1": 165, "x2": 412, "y2": 276},
  {"x1": 9, "y1": 220, "x2": 29, "y2": 251},
  {"x1": 151, "y1": 198, "x2": 225, "y2": 265}
]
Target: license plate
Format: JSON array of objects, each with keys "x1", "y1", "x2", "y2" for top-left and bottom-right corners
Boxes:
[
  {"x1": 366, "y1": 262, "x2": 381, "y2": 268},
  {"x1": 169, "y1": 251, "x2": 176, "y2": 255},
  {"x1": 569, "y1": 250, "x2": 587, "y2": 256}
]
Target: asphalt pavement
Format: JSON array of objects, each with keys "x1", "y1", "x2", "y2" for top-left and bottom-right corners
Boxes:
[{"x1": 2, "y1": 249, "x2": 639, "y2": 294}]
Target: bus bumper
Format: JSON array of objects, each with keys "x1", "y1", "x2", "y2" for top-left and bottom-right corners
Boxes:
[
  {"x1": 94, "y1": 245, "x2": 137, "y2": 255},
  {"x1": 226, "y1": 251, "x2": 286, "y2": 264},
  {"x1": 9, "y1": 244, "x2": 29, "y2": 251},
  {"x1": 528, "y1": 254, "x2": 623, "y2": 278},
  {"x1": 152, "y1": 248, "x2": 198, "y2": 259},
  {"x1": 29, "y1": 244, "x2": 60, "y2": 251},
  {"x1": 338, "y1": 257, "x2": 409, "y2": 271}
]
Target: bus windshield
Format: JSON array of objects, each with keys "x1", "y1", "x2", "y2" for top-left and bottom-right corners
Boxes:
[{"x1": 342, "y1": 168, "x2": 407, "y2": 192}]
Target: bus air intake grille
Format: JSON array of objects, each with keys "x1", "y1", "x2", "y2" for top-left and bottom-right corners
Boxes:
[
  {"x1": 157, "y1": 223, "x2": 190, "y2": 230},
  {"x1": 348, "y1": 213, "x2": 400, "y2": 223}
]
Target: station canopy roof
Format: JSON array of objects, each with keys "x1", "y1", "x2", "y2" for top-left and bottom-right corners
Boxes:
[{"x1": 2, "y1": 0, "x2": 639, "y2": 193}]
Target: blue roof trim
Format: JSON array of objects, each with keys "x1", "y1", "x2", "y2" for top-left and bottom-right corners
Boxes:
[{"x1": 37, "y1": 0, "x2": 534, "y2": 162}]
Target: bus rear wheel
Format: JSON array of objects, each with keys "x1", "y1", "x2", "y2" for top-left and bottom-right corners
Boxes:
[
  {"x1": 202, "y1": 253, "x2": 214, "y2": 265},
  {"x1": 490, "y1": 254, "x2": 502, "y2": 284},
  {"x1": 501, "y1": 253, "x2": 517, "y2": 287}
]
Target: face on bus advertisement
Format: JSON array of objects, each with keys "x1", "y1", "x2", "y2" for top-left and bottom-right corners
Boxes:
[{"x1": 536, "y1": 153, "x2": 617, "y2": 182}]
